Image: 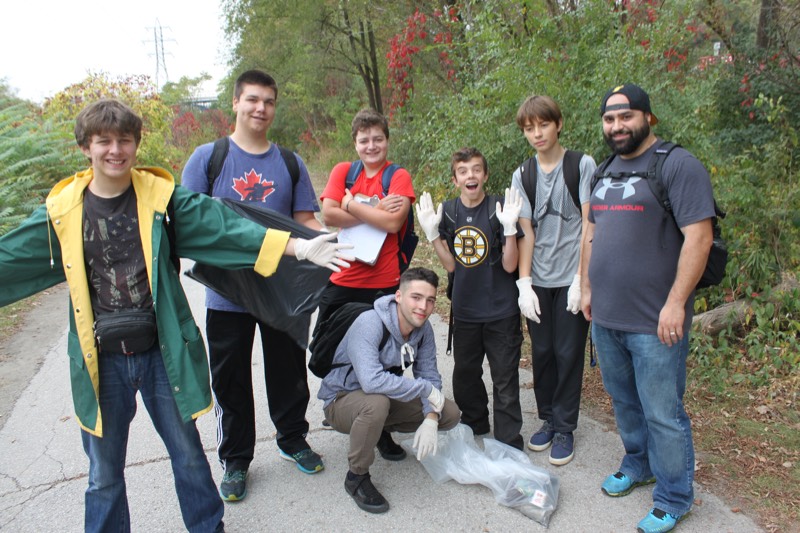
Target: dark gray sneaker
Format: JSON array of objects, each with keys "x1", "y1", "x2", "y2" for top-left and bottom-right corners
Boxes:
[
  {"x1": 376, "y1": 430, "x2": 407, "y2": 461},
  {"x1": 279, "y1": 448, "x2": 324, "y2": 474},
  {"x1": 219, "y1": 469, "x2": 247, "y2": 502},
  {"x1": 344, "y1": 471, "x2": 390, "y2": 514}
]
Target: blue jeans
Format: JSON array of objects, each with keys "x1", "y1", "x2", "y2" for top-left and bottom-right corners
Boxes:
[
  {"x1": 592, "y1": 324, "x2": 694, "y2": 516},
  {"x1": 81, "y1": 347, "x2": 224, "y2": 533}
]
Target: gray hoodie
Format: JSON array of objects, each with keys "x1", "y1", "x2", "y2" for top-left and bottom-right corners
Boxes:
[{"x1": 318, "y1": 294, "x2": 442, "y2": 416}]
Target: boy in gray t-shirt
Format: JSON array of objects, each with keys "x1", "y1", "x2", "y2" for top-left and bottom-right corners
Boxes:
[{"x1": 511, "y1": 95, "x2": 596, "y2": 466}]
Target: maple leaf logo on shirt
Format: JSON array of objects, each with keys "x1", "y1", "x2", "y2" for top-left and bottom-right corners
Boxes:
[{"x1": 232, "y1": 169, "x2": 275, "y2": 202}]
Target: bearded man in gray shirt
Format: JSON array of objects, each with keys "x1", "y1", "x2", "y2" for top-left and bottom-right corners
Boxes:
[{"x1": 580, "y1": 84, "x2": 715, "y2": 533}]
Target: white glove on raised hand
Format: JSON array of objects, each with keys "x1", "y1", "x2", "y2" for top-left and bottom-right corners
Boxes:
[
  {"x1": 496, "y1": 187, "x2": 523, "y2": 236},
  {"x1": 415, "y1": 192, "x2": 443, "y2": 242},
  {"x1": 566, "y1": 274, "x2": 581, "y2": 314},
  {"x1": 516, "y1": 277, "x2": 541, "y2": 323},
  {"x1": 293, "y1": 233, "x2": 355, "y2": 272},
  {"x1": 426, "y1": 385, "x2": 445, "y2": 413},
  {"x1": 412, "y1": 417, "x2": 439, "y2": 461}
]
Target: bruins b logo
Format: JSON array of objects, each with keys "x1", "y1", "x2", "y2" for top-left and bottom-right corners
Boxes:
[{"x1": 454, "y1": 226, "x2": 488, "y2": 267}]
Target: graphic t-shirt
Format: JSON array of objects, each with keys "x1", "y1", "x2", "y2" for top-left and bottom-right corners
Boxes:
[
  {"x1": 320, "y1": 161, "x2": 415, "y2": 289},
  {"x1": 83, "y1": 186, "x2": 152, "y2": 314},
  {"x1": 587, "y1": 142, "x2": 716, "y2": 334},
  {"x1": 511, "y1": 153, "x2": 596, "y2": 287},
  {"x1": 438, "y1": 196, "x2": 519, "y2": 323},
  {"x1": 182, "y1": 138, "x2": 320, "y2": 311}
]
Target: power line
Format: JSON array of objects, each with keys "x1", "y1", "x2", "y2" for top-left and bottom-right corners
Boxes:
[{"x1": 144, "y1": 19, "x2": 175, "y2": 88}]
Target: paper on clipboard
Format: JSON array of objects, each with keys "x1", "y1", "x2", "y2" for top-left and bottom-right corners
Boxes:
[{"x1": 338, "y1": 223, "x2": 386, "y2": 265}]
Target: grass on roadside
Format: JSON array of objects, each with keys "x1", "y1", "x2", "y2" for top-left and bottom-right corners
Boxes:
[{"x1": 0, "y1": 296, "x2": 37, "y2": 346}]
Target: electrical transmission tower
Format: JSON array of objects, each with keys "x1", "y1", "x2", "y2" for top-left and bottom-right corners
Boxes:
[{"x1": 145, "y1": 20, "x2": 174, "y2": 88}]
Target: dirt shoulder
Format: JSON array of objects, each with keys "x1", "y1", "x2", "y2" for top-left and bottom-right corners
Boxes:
[{"x1": 0, "y1": 284, "x2": 69, "y2": 431}]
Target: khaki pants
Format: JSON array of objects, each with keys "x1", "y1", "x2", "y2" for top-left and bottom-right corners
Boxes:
[{"x1": 324, "y1": 390, "x2": 461, "y2": 474}]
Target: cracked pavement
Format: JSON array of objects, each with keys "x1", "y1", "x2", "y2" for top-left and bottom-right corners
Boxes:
[{"x1": 0, "y1": 260, "x2": 763, "y2": 532}]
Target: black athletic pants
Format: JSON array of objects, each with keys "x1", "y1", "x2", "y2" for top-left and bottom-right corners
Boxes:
[
  {"x1": 526, "y1": 285, "x2": 590, "y2": 434},
  {"x1": 452, "y1": 315, "x2": 524, "y2": 450},
  {"x1": 206, "y1": 309, "x2": 311, "y2": 471}
]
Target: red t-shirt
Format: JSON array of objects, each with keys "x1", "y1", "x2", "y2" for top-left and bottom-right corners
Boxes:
[{"x1": 321, "y1": 161, "x2": 415, "y2": 288}]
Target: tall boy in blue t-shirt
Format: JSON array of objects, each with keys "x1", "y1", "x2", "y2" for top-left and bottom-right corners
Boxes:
[{"x1": 415, "y1": 147, "x2": 525, "y2": 449}]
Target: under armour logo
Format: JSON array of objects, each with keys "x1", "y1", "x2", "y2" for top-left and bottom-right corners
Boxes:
[{"x1": 594, "y1": 177, "x2": 641, "y2": 200}]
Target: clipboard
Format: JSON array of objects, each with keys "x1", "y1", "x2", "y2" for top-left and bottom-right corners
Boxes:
[{"x1": 338, "y1": 223, "x2": 387, "y2": 265}]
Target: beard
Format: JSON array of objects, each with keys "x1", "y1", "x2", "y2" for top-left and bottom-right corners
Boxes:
[{"x1": 604, "y1": 121, "x2": 650, "y2": 155}]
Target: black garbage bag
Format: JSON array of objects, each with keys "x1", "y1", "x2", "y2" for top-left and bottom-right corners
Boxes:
[{"x1": 186, "y1": 198, "x2": 331, "y2": 349}]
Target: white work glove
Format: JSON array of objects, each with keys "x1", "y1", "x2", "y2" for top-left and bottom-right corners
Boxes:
[
  {"x1": 293, "y1": 233, "x2": 354, "y2": 272},
  {"x1": 496, "y1": 187, "x2": 523, "y2": 236},
  {"x1": 516, "y1": 277, "x2": 541, "y2": 323},
  {"x1": 415, "y1": 192, "x2": 443, "y2": 242},
  {"x1": 427, "y1": 385, "x2": 445, "y2": 413},
  {"x1": 566, "y1": 274, "x2": 581, "y2": 314},
  {"x1": 412, "y1": 417, "x2": 439, "y2": 461}
]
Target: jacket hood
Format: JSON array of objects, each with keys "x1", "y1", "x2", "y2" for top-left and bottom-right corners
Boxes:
[
  {"x1": 46, "y1": 166, "x2": 176, "y2": 218},
  {"x1": 373, "y1": 293, "x2": 424, "y2": 370}
]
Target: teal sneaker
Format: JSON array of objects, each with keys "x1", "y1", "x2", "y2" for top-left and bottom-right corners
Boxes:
[
  {"x1": 219, "y1": 469, "x2": 247, "y2": 502},
  {"x1": 601, "y1": 471, "x2": 656, "y2": 497},
  {"x1": 637, "y1": 508, "x2": 687, "y2": 533},
  {"x1": 279, "y1": 448, "x2": 325, "y2": 474}
]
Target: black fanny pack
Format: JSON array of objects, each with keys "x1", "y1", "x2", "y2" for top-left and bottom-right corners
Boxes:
[{"x1": 94, "y1": 308, "x2": 157, "y2": 355}]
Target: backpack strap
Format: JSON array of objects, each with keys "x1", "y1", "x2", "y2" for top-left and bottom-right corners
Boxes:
[
  {"x1": 519, "y1": 157, "x2": 537, "y2": 213},
  {"x1": 487, "y1": 194, "x2": 504, "y2": 247},
  {"x1": 590, "y1": 153, "x2": 617, "y2": 193},
  {"x1": 277, "y1": 145, "x2": 300, "y2": 187},
  {"x1": 206, "y1": 137, "x2": 299, "y2": 193},
  {"x1": 164, "y1": 197, "x2": 180, "y2": 273},
  {"x1": 344, "y1": 160, "x2": 363, "y2": 190},
  {"x1": 441, "y1": 198, "x2": 458, "y2": 257},
  {"x1": 521, "y1": 152, "x2": 583, "y2": 214},
  {"x1": 345, "y1": 161, "x2": 401, "y2": 196},
  {"x1": 380, "y1": 164, "x2": 401, "y2": 195},
  {"x1": 646, "y1": 141, "x2": 680, "y2": 214},
  {"x1": 206, "y1": 137, "x2": 230, "y2": 193},
  {"x1": 562, "y1": 150, "x2": 584, "y2": 210}
]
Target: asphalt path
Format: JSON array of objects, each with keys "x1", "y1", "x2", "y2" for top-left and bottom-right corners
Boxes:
[{"x1": 0, "y1": 260, "x2": 761, "y2": 532}]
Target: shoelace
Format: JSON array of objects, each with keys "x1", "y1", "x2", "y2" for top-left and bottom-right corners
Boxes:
[{"x1": 223, "y1": 470, "x2": 246, "y2": 482}]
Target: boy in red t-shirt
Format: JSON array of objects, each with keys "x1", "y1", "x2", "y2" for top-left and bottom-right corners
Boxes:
[{"x1": 317, "y1": 108, "x2": 416, "y2": 459}]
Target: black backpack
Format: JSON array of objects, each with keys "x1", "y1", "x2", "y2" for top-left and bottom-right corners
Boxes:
[
  {"x1": 345, "y1": 160, "x2": 419, "y2": 273},
  {"x1": 206, "y1": 136, "x2": 300, "y2": 192},
  {"x1": 591, "y1": 141, "x2": 728, "y2": 289},
  {"x1": 308, "y1": 302, "x2": 390, "y2": 378},
  {"x1": 519, "y1": 150, "x2": 585, "y2": 216},
  {"x1": 440, "y1": 195, "x2": 505, "y2": 354}
]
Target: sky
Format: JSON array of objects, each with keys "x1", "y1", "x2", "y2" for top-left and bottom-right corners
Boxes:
[{"x1": 1, "y1": 0, "x2": 228, "y2": 103}]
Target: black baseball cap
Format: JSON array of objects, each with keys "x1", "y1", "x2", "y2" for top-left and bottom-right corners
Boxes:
[{"x1": 600, "y1": 84, "x2": 658, "y2": 125}]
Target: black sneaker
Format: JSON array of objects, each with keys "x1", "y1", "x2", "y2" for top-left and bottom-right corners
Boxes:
[
  {"x1": 376, "y1": 430, "x2": 407, "y2": 461},
  {"x1": 344, "y1": 471, "x2": 390, "y2": 513},
  {"x1": 219, "y1": 468, "x2": 247, "y2": 502}
]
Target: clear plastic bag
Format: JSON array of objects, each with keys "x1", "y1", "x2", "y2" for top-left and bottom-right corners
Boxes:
[{"x1": 402, "y1": 424, "x2": 559, "y2": 527}]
